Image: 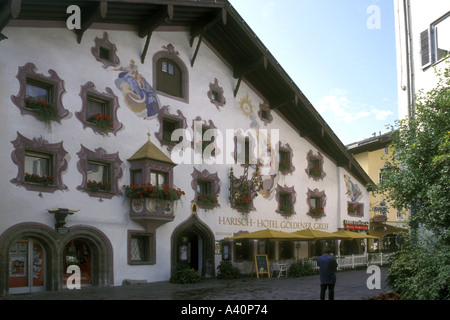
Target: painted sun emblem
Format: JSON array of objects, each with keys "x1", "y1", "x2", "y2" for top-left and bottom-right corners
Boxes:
[{"x1": 239, "y1": 94, "x2": 254, "y2": 116}]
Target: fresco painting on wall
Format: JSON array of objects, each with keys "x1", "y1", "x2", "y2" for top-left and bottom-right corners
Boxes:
[
  {"x1": 344, "y1": 174, "x2": 362, "y2": 202},
  {"x1": 114, "y1": 60, "x2": 160, "y2": 119}
]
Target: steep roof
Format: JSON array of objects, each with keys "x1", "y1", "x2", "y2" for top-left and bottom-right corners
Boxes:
[
  {"x1": 1, "y1": 0, "x2": 373, "y2": 185},
  {"x1": 128, "y1": 133, "x2": 176, "y2": 165}
]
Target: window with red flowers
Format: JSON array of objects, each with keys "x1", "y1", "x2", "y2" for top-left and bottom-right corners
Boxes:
[
  {"x1": 347, "y1": 202, "x2": 364, "y2": 217},
  {"x1": 307, "y1": 188, "x2": 326, "y2": 218},
  {"x1": 76, "y1": 145, "x2": 123, "y2": 199},
  {"x1": 191, "y1": 168, "x2": 220, "y2": 210},
  {"x1": 76, "y1": 81, "x2": 123, "y2": 136}
]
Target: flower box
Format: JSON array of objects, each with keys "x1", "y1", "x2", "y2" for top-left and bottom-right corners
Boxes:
[
  {"x1": 24, "y1": 96, "x2": 58, "y2": 125},
  {"x1": 197, "y1": 193, "x2": 219, "y2": 208},
  {"x1": 24, "y1": 173, "x2": 54, "y2": 186},
  {"x1": 309, "y1": 207, "x2": 324, "y2": 216},
  {"x1": 87, "y1": 113, "x2": 113, "y2": 134},
  {"x1": 86, "y1": 180, "x2": 111, "y2": 193}
]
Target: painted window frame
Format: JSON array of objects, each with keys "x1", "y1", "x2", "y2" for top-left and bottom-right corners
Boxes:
[
  {"x1": 275, "y1": 184, "x2": 296, "y2": 217},
  {"x1": 76, "y1": 145, "x2": 123, "y2": 199},
  {"x1": 306, "y1": 188, "x2": 326, "y2": 218},
  {"x1": 11, "y1": 62, "x2": 68, "y2": 125},
  {"x1": 76, "y1": 81, "x2": 123, "y2": 136},
  {"x1": 91, "y1": 32, "x2": 120, "y2": 68},
  {"x1": 191, "y1": 168, "x2": 221, "y2": 210},
  {"x1": 155, "y1": 105, "x2": 187, "y2": 151},
  {"x1": 306, "y1": 150, "x2": 326, "y2": 180},
  {"x1": 10, "y1": 132, "x2": 68, "y2": 193}
]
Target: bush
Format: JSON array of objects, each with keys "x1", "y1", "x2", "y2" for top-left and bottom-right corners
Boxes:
[
  {"x1": 387, "y1": 240, "x2": 450, "y2": 300},
  {"x1": 170, "y1": 262, "x2": 201, "y2": 284},
  {"x1": 288, "y1": 260, "x2": 317, "y2": 277},
  {"x1": 217, "y1": 260, "x2": 240, "y2": 280}
]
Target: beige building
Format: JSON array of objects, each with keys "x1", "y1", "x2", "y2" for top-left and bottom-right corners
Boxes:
[{"x1": 347, "y1": 132, "x2": 408, "y2": 251}]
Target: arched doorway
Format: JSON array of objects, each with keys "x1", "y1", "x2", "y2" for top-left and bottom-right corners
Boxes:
[
  {"x1": 171, "y1": 215, "x2": 215, "y2": 278},
  {"x1": 62, "y1": 239, "x2": 93, "y2": 287},
  {"x1": 8, "y1": 238, "x2": 46, "y2": 294}
]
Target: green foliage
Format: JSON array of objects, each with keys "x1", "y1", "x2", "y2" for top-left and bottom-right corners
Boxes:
[
  {"x1": 170, "y1": 262, "x2": 201, "y2": 284},
  {"x1": 216, "y1": 261, "x2": 241, "y2": 280},
  {"x1": 376, "y1": 62, "x2": 450, "y2": 244},
  {"x1": 288, "y1": 259, "x2": 317, "y2": 277},
  {"x1": 387, "y1": 237, "x2": 450, "y2": 300}
]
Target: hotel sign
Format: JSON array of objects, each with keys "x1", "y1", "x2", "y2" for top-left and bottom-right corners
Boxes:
[
  {"x1": 218, "y1": 216, "x2": 329, "y2": 231},
  {"x1": 344, "y1": 220, "x2": 369, "y2": 230}
]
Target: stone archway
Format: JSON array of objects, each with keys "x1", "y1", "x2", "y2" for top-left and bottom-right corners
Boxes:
[
  {"x1": 0, "y1": 223, "x2": 60, "y2": 297},
  {"x1": 61, "y1": 225, "x2": 114, "y2": 287},
  {"x1": 171, "y1": 214, "x2": 215, "y2": 278}
]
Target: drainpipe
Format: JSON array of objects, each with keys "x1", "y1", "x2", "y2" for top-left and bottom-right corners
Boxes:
[{"x1": 403, "y1": 0, "x2": 415, "y2": 118}]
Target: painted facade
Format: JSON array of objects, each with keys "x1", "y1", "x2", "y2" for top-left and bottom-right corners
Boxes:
[{"x1": 0, "y1": 1, "x2": 372, "y2": 296}]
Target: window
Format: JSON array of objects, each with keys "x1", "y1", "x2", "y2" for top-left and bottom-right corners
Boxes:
[
  {"x1": 76, "y1": 145, "x2": 123, "y2": 199},
  {"x1": 76, "y1": 82, "x2": 122, "y2": 136},
  {"x1": 155, "y1": 106, "x2": 187, "y2": 151},
  {"x1": 157, "y1": 58, "x2": 182, "y2": 98},
  {"x1": 306, "y1": 150, "x2": 325, "y2": 180},
  {"x1": 162, "y1": 118, "x2": 180, "y2": 143},
  {"x1": 150, "y1": 171, "x2": 167, "y2": 186},
  {"x1": 347, "y1": 202, "x2": 364, "y2": 216},
  {"x1": 128, "y1": 232, "x2": 155, "y2": 265},
  {"x1": 258, "y1": 103, "x2": 273, "y2": 125},
  {"x1": 276, "y1": 185, "x2": 296, "y2": 216},
  {"x1": 91, "y1": 32, "x2": 120, "y2": 68},
  {"x1": 234, "y1": 239, "x2": 252, "y2": 261},
  {"x1": 207, "y1": 78, "x2": 226, "y2": 109},
  {"x1": 278, "y1": 143, "x2": 294, "y2": 174},
  {"x1": 131, "y1": 169, "x2": 143, "y2": 185},
  {"x1": 11, "y1": 133, "x2": 68, "y2": 193},
  {"x1": 421, "y1": 12, "x2": 450, "y2": 68},
  {"x1": 25, "y1": 79, "x2": 53, "y2": 104},
  {"x1": 153, "y1": 44, "x2": 189, "y2": 103},
  {"x1": 11, "y1": 63, "x2": 68, "y2": 125},
  {"x1": 307, "y1": 188, "x2": 326, "y2": 217},
  {"x1": 86, "y1": 161, "x2": 111, "y2": 192},
  {"x1": 191, "y1": 168, "x2": 220, "y2": 209},
  {"x1": 24, "y1": 150, "x2": 53, "y2": 185},
  {"x1": 279, "y1": 193, "x2": 292, "y2": 214}
]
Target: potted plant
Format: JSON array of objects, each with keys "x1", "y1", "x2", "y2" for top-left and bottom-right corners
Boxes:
[
  {"x1": 279, "y1": 159, "x2": 291, "y2": 172},
  {"x1": 310, "y1": 206, "x2": 324, "y2": 216},
  {"x1": 87, "y1": 180, "x2": 111, "y2": 193},
  {"x1": 24, "y1": 173, "x2": 54, "y2": 186},
  {"x1": 309, "y1": 167, "x2": 322, "y2": 178}
]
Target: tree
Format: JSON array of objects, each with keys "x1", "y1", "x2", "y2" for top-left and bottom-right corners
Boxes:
[{"x1": 377, "y1": 62, "x2": 450, "y2": 244}]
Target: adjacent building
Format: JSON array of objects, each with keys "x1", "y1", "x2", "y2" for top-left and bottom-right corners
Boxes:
[
  {"x1": 0, "y1": 0, "x2": 372, "y2": 296},
  {"x1": 347, "y1": 132, "x2": 408, "y2": 251},
  {"x1": 394, "y1": 0, "x2": 449, "y2": 120}
]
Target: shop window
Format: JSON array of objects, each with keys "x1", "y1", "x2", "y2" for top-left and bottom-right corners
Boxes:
[
  {"x1": 276, "y1": 185, "x2": 296, "y2": 216},
  {"x1": 153, "y1": 44, "x2": 189, "y2": 103},
  {"x1": 306, "y1": 150, "x2": 326, "y2": 180},
  {"x1": 234, "y1": 239, "x2": 252, "y2": 261},
  {"x1": 279, "y1": 241, "x2": 294, "y2": 260},
  {"x1": 76, "y1": 82, "x2": 123, "y2": 136},
  {"x1": 191, "y1": 168, "x2": 220, "y2": 209},
  {"x1": 207, "y1": 78, "x2": 226, "y2": 110},
  {"x1": 128, "y1": 231, "x2": 155, "y2": 265},
  {"x1": 11, "y1": 132, "x2": 68, "y2": 193},
  {"x1": 11, "y1": 62, "x2": 68, "y2": 125},
  {"x1": 307, "y1": 188, "x2": 326, "y2": 217},
  {"x1": 76, "y1": 145, "x2": 123, "y2": 199}
]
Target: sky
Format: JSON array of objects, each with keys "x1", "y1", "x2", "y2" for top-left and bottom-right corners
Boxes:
[{"x1": 228, "y1": 0, "x2": 399, "y2": 145}]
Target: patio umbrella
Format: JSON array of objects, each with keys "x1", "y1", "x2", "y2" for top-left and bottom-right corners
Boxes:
[
  {"x1": 229, "y1": 228, "x2": 314, "y2": 241},
  {"x1": 331, "y1": 230, "x2": 379, "y2": 239},
  {"x1": 291, "y1": 228, "x2": 347, "y2": 240}
]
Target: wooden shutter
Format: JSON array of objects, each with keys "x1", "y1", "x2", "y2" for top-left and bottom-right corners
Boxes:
[{"x1": 420, "y1": 29, "x2": 431, "y2": 68}]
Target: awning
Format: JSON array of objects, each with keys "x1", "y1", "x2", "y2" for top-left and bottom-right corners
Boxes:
[
  {"x1": 331, "y1": 230, "x2": 379, "y2": 240},
  {"x1": 291, "y1": 228, "x2": 349, "y2": 240}
]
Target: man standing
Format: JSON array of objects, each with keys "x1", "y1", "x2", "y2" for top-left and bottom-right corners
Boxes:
[{"x1": 317, "y1": 248, "x2": 338, "y2": 300}]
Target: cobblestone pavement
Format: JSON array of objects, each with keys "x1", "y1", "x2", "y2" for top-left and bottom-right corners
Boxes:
[{"x1": 1, "y1": 267, "x2": 389, "y2": 301}]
